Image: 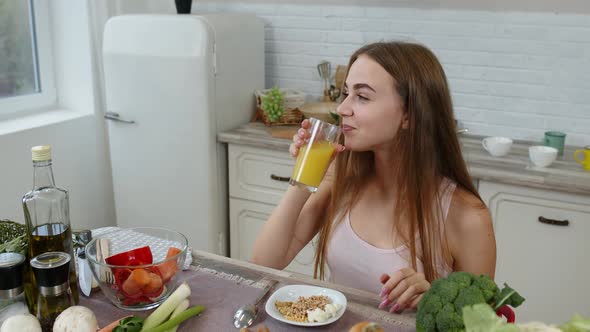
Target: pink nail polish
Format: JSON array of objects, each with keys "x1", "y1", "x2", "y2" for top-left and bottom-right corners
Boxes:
[
  {"x1": 390, "y1": 303, "x2": 400, "y2": 313},
  {"x1": 378, "y1": 299, "x2": 391, "y2": 310},
  {"x1": 379, "y1": 288, "x2": 389, "y2": 298}
]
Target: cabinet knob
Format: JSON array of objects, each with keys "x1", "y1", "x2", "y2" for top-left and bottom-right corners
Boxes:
[
  {"x1": 538, "y1": 216, "x2": 569, "y2": 227},
  {"x1": 270, "y1": 174, "x2": 290, "y2": 182}
]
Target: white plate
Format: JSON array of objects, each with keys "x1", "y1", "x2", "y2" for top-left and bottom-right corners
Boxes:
[{"x1": 265, "y1": 284, "x2": 347, "y2": 327}]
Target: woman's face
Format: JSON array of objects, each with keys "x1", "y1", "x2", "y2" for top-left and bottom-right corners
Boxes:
[{"x1": 337, "y1": 55, "x2": 407, "y2": 152}]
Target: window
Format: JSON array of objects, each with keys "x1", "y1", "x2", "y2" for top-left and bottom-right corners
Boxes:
[{"x1": 0, "y1": 0, "x2": 55, "y2": 117}]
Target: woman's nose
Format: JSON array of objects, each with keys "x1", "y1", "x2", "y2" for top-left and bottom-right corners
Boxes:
[{"x1": 337, "y1": 96, "x2": 353, "y2": 117}]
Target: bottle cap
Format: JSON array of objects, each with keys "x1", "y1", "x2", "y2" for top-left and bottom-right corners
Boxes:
[
  {"x1": 31, "y1": 145, "x2": 52, "y2": 161},
  {"x1": 31, "y1": 252, "x2": 71, "y2": 288},
  {"x1": 0, "y1": 252, "x2": 26, "y2": 291}
]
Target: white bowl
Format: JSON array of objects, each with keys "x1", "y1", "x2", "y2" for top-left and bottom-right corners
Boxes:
[
  {"x1": 529, "y1": 146, "x2": 558, "y2": 168},
  {"x1": 265, "y1": 284, "x2": 347, "y2": 327},
  {"x1": 482, "y1": 137, "x2": 513, "y2": 157}
]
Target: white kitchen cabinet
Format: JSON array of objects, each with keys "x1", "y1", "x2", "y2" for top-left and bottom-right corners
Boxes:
[
  {"x1": 228, "y1": 144, "x2": 317, "y2": 276},
  {"x1": 479, "y1": 180, "x2": 590, "y2": 323}
]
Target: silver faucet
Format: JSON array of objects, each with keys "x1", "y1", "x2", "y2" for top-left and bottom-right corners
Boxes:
[
  {"x1": 456, "y1": 128, "x2": 469, "y2": 135},
  {"x1": 455, "y1": 120, "x2": 468, "y2": 135}
]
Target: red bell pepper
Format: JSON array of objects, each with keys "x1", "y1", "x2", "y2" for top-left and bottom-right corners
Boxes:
[{"x1": 105, "y1": 246, "x2": 153, "y2": 266}]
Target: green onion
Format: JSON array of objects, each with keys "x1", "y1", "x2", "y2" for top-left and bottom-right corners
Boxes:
[
  {"x1": 141, "y1": 306, "x2": 205, "y2": 332},
  {"x1": 141, "y1": 283, "x2": 191, "y2": 330}
]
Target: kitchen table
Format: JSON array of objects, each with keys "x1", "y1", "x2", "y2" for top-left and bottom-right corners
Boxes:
[{"x1": 81, "y1": 249, "x2": 416, "y2": 331}]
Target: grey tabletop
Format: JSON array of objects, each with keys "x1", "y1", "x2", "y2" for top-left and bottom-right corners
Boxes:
[
  {"x1": 81, "y1": 250, "x2": 416, "y2": 331},
  {"x1": 218, "y1": 122, "x2": 590, "y2": 195}
]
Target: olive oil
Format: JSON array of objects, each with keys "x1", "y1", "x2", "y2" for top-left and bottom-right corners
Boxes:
[
  {"x1": 22, "y1": 146, "x2": 79, "y2": 312},
  {"x1": 25, "y1": 223, "x2": 79, "y2": 313},
  {"x1": 29, "y1": 223, "x2": 73, "y2": 254}
]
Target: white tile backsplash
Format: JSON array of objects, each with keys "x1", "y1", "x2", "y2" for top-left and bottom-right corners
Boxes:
[{"x1": 196, "y1": 2, "x2": 590, "y2": 146}]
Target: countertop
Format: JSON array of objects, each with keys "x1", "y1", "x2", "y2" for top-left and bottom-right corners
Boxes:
[{"x1": 218, "y1": 122, "x2": 590, "y2": 195}]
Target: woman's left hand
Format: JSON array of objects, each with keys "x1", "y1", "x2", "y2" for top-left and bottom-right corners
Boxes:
[{"x1": 378, "y1": 268, "x2": 430, "y2": 313}]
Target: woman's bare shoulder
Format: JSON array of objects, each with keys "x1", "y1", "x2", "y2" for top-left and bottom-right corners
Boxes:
[
  {"x1": 446, "y1": 186, "x2": 492, "y2": 234},
  {"x1": 445, "y1": 186, "x2": 496, "y2": 276}
]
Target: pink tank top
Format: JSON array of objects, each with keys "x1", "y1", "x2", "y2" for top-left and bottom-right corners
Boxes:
[{"x1": 326, "y1": 179, "x2": 456, "y2": 294}]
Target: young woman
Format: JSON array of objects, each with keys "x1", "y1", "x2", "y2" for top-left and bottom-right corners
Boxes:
[{"x1": 251, "y1": 42, "x2": 496, "y2": 313}]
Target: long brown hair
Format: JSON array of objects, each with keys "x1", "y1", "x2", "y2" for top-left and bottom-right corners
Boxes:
[{"x1": 313, "y1": 42, "x2": 482, "y2": 282}]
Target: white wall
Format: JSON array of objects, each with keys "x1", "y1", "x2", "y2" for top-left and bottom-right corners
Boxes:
[
  {"x1": 0, "y1": 117, "x2": 115, "y2": 231},
  {"x1": 195, "y1": 2, "x2": 590, "y2": 146},
  {"x1": 0, "y1": 0, "x2": 115, "y2": 231}
]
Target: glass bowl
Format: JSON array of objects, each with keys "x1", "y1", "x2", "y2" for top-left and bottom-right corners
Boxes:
[{"x1": 85, "y1": 227, "x2": 188, "y2": 310}]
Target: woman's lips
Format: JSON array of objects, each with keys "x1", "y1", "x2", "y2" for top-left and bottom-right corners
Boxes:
[{"x1": 342, "y1": 124, "x2": 355, "y2": 133}]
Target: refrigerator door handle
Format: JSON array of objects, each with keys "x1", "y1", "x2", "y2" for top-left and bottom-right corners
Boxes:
[{"x1": 104, "y1": 111, "x2": 136, "y2": 124}]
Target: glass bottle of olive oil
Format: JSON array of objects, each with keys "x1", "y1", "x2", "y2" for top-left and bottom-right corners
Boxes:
[{"x1": 22, "y1": 146, "x2": 79, "y2": 312}]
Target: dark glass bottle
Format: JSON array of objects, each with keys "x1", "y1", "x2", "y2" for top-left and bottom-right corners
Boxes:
[
  {"x1": 30, "y1": 252, "x2": 75, "y2": 332},
  {"x1": 0, "y1": 253, "x2": 29, "y2": 326},
  {"x1": 22, "y1": 146, "x2": 79, "y2": 312}
]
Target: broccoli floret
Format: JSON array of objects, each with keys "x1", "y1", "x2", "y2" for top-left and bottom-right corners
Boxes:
[
  {"x1": 416, "y1": 312, "x2": 437, "y2": 332},
  {"x1": 436, "y1": 303, "x2": 464, "y2": 332},
  {"x1": 416, "y1": 272, "x2": 525, "y2": 332},
  {"x1": 473, "y1": 275, "x2": 499, "y2": 302},
  {"x1": 417, "y1": 294, "x2": 443, "y2": 331},
  {"x1": 418, "y1": 293, "x2": 443, "y2": 314},
  {"x1": 447, "y1": 271, "x2": 473, "y2": 289},
  {"x1": 454, "y1": 285, "x2": 486, "y2": 313},
  {"x1": 431, "y1": 277, "x2": 460, "y2": 302}
]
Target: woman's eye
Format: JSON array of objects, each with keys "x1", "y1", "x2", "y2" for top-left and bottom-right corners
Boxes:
[{"x1": 358, "y1": 95, "x2": 369, "y2": 101}]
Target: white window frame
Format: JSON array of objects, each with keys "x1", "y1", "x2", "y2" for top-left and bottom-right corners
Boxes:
[{"x1": 0, "y1": 0, "x2": 56, "y2": 118}]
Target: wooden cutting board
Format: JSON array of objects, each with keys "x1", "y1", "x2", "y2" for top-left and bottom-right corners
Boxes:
[{"x1": 267, "y1": 126, "x2": 299, "y2": 139}]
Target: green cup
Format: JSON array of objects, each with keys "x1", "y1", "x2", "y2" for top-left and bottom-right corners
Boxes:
[{"x1": 544, "y1": 131, "x2": 566, "y2": 156}]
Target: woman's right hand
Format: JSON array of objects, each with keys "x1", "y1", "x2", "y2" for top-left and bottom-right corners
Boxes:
[
  {"x1": 289, "y1": 119, "x2": 312, "y2": 158},
  {"x1": 289, "y1": 119, "x2": 345, "y2": 158}
]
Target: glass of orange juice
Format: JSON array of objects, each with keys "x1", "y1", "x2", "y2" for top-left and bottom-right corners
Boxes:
[{"x1": 290, "y1": 118, "x2": 341, "y2": 193}]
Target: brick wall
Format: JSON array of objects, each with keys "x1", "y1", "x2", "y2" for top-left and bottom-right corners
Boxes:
[{"x1": 196, "y1": 3, "x2": 590, "y2": 146}]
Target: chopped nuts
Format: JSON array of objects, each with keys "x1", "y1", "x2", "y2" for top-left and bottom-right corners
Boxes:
[{"x1": 275, "y1": 295, "x2": 331, "y2": 322}]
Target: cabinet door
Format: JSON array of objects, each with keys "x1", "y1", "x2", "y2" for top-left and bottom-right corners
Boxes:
[
  {"x1": 229, "y1": 198, "x2": 316, "y2": 277},
  {"x1": 479, "y1": 181, "x2": 590, "y2": 323},
  {"x1": 228, "y1": 145, "x2": 294, "y2": 205}
]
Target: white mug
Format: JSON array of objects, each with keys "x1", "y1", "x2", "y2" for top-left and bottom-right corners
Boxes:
[
  {"x1": 482, "y1": 137, "x2": 513, "y2": 157},
  {"x1": 529, "y1": 146, "x2": 558, "y2": 168}
]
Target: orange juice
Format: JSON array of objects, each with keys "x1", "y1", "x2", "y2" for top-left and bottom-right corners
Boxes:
[{"x1": 291, "y1": 141, "x2": 336, "y2": 189}]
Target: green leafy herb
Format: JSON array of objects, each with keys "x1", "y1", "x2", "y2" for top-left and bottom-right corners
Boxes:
[
  {"x1": 113, "y1": 316, "x2": 144, "y2": 332},
  {"x1": 493, "y1": 283, "x2": 525, "y2": 310},
  {"x1": 0, "y1": 220, "x2": 28, "y2": 255},
  {"x1": 260, "y1": 87, "x2": 285, "y2": 122}
]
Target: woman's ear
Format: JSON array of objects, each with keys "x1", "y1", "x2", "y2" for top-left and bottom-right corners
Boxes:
[{"x1": 401, "y1": 113, "x2": 409, "y2": 129}]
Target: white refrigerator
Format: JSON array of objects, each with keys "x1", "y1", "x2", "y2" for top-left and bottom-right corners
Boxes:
[{"x1": 102, "y1": 14, "x2": 264, "y2": 256}]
